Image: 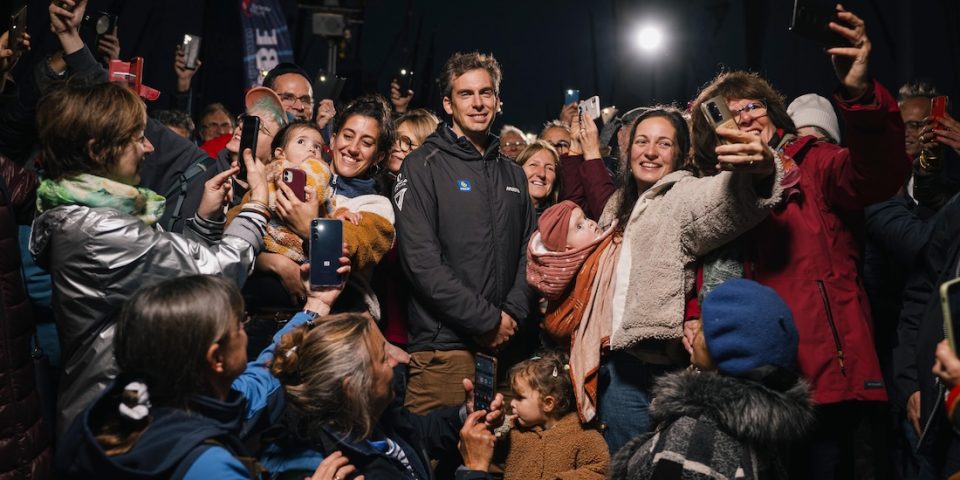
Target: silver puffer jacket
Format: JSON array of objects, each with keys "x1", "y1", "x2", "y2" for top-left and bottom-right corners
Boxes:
[{"x1": 29, "y1": 205, "x2": 266, "y2": 438}]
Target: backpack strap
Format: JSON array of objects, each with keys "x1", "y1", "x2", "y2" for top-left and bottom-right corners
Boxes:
[{"x1": 162, "y1": 156, "x2": 219, "y2": 231}]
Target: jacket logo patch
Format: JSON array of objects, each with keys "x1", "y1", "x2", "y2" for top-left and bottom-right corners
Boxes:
[
  {"x1": 864, "y1": 380, "x2": 884, "y2": 389},
  {"x1": 457, "y1": 179, "x2": 472, "y2": 192},
  {"x1": 394, "y1": 188, "x2": 407, "y2": 211},
  {"x1": 506, "y1": 186, "x2": 520, "y2": 193}
]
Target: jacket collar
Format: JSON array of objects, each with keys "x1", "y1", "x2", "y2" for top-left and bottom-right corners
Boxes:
[{"x1": 426, "y1": 123, "x2": 502, "y2": 162}]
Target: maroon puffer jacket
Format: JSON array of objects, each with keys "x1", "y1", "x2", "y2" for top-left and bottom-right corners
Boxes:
[{"x1": 0, "y1": 155, "x2": 52, "y2": 479}]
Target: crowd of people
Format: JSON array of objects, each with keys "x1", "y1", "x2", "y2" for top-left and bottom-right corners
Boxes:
[{"x1": 4, "y1": 1, "x2": 960, "y2": 479}]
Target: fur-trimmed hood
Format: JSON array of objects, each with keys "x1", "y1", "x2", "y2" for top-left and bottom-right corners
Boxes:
[{"x1": 649, "y1": 369, "x2": 814, "y2": 446}]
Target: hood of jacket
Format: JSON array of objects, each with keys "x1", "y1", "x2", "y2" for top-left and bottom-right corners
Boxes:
[
  {"x1": 649, "y1": 369, "x2": 814, "y2": 446},
  {"x1": 423, "y1": 123, "x2": 502, "y2": 162},
  {"x1": 57, "y1": 382, "x2": 248, "y2": 479}
]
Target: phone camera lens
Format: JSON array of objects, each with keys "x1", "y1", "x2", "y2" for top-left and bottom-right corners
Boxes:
[{"x1": 708, "y1": 103, "x2": 723, "y2": 122}]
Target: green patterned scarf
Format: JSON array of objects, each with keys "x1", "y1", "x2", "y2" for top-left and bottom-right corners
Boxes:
[{"x1": 37, "y1": 173, "x2": 166, "y2": 226}]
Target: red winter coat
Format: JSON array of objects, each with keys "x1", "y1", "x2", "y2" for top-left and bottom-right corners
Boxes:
[
  {"x1": 0, "y1": 156, "x2": 52, "y2": 479},
  {"x1": 742, "y1": 80, "x2": 911, "y2": 405}
]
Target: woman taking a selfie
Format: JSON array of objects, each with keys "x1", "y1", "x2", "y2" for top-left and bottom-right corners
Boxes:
[{"x1": 30, "y1": 81, "x2": 270, "y2": 438}]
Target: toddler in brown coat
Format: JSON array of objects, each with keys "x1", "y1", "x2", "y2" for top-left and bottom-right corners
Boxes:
[{"x1": 499, "y1": 350, "x2": 609, "y2": 479}]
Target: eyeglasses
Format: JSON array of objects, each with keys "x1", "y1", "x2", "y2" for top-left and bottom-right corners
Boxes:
[
  {"x1": 396, "y1": 135, "x2": 418, "y2": 153},
  {"x1": 278, "y1": 92, "x2": 314, "y2": 107},
  {"x1": 550, "y1": 140, "x2": 571, "y2": 153},
  {"x1": 730, "y1": 101, "x2": 767, "y2": 119},
  {"x1": 502, "y1": 141, "x2": 527, "y2": 148},
  {"x1": 237, "y1": 115, "x2": 273, "y2": 137}
]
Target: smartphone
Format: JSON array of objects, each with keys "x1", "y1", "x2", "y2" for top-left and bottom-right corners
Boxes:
[
  {"x1": 474, "y1": 353, "x2": 498, "y2": 412},
  {"x1": 579, "y1": 95, "x2": 601, "y2": 120},
  {"x1": 931, "y1": 96, "x2": 949, "y2": 131},
  {"x1": 238, "y1": 115, "x2": 261, "y2": 181},
  {"x1": 789, "y1": 0, "x2": 848, "y2": 48},
  {"x1": 564, "y1": 89, "x2": 580, "y2": 105},
  {"x1": 181, "y1": 34, "x2": 202, "y2": 70},
  {"x1": 700, "y1": 95, "x2": 740, "y2": 145},
  {"x1": 282, "y1": 168, "x2": 307, "y2": 202},
  {"x1": 310, "y1": 219, "x2": 344, "y2": 289},
  {"x1": 397, "y1": 68, "x2": 414, "y2": 93},
  {"x1": 9, "y1": 6, "x2": 27, "y2": 54}
]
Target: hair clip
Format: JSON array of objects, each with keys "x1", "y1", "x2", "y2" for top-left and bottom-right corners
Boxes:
[
  {"x1": 285, "y1": 346, "x2": 298, "y2": 358},
  {"x1": 563, "y1": 363, "x2": 570, "y2": 372},
  {"x1": 552, "y1": 366, "x2": 558, "y2": 377},
  {"x1": 118, "y1": 381, "x2": 151, "y2": 421}
]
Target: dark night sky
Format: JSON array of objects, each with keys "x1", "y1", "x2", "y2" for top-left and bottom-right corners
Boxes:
[{"x1": 7, "y1": 0, "x2": 959, "y2": 142}]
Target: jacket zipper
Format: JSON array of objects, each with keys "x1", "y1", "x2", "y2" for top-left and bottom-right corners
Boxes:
[
  {"x1": 817, "y1": 280, "x2": 846, "y2": 376},
  {"x1": 484, "y1": 156, "x2": 502, "y2": 304}
]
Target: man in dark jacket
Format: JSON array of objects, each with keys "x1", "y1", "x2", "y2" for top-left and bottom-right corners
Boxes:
[{"x1": 392, "y1": 51, "x2": 536, "y2": 414}]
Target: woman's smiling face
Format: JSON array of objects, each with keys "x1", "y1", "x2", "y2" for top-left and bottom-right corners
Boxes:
[{"x1": 331, "y1": 114, "x2": 383, "y2": 178}]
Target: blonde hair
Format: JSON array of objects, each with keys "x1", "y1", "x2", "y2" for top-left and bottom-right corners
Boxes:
[
  {"x1": 515, "y1": 140, "x2": 563, "y2": 206},
  {"x1": 272, "y1": 313, "x2": 379, "y2": 441},
  {"x1": 396, "y1": 108, "x2": 440, "y2": 145}
]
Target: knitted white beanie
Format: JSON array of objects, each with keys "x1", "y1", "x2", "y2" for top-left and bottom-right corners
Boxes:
[{"x1": 787, "y1": 93, "x2": 841, "y2": 143}]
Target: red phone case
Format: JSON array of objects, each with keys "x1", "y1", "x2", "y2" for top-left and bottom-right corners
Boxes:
[
  {"x1": 282, "y1": 168, "x2": 307, "y2": 202},
  {"x1": 932, "y1": 96, "x2": 949, "y2": 130}
]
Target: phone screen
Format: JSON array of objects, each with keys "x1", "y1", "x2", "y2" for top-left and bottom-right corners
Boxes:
[
  {"x1": 238, "y1": 115, "x2": 260, "y2": 180},
  {"x1": 474, "y1": 353, "x2": 497, "y2": 412},
  {"x1": 310, "y1": 219, "x2": 344, "y2": 289},
  {"x1": 942, "y1": 278, "x2": 960, "y2": 352},
  {"x1": 789, "y1": 0, "x2": 847, "y2": 48}
]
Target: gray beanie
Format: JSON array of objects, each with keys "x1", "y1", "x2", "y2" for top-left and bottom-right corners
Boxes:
[{"x1": 787, "y1": 93, "x2": 840, "y2": 144}]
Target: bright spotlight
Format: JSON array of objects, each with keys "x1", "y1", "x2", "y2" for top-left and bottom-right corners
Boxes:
[{"x1": 633, "y1": 25, "x2": 664, "y2": 52}]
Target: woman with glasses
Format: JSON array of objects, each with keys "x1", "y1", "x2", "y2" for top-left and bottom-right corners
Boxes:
[
  {"x1": 539, "y1": 120, "x2": 573, "y2": 157},
  {"x1": 30, "y1": 81, "x2": 272, "y2": 439},
  {"x1": 687, "y1": 8, "x2": 909, "y2": 476},
  {"x1": 57, "y1": 267, "x2": 354, "y2": 479},
  {"x1": 385, "y1": 108, "x2": 440, "y2": 187}
]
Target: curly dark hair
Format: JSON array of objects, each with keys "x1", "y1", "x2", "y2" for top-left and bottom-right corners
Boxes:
[{"x1": 332, "y1": 94, "x2": 396, "y2": 165}]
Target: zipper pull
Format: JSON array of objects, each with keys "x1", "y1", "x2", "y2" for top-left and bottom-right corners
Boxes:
[{"x1": 838, "y1": 349, "x2": 846, "y2": 376}]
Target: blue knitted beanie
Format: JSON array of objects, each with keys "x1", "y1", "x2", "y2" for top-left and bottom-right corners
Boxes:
[{"x1": 701, "y1": 279, "x2": 799, "y2": 377}]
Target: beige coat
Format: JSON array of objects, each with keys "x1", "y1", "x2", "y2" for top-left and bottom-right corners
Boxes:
[
  {"x1": 599, "y1": 168, "x2": 783, "y2": 351},
  {"x1": 503, "y1": 413, "x2": 609, "y2": 479}
]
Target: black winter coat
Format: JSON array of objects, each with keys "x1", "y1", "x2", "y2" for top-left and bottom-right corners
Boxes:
[{"x1": 392, "y1": 125, "x2": 536, "y2": 352}]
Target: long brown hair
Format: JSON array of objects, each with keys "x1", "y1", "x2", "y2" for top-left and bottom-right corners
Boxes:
[
  {"x1": 272, "y1": 313, "x2": 380, "y2": 442},
  {"x1": 37, "y1": 80, "x2": 147, "y2": 179}
]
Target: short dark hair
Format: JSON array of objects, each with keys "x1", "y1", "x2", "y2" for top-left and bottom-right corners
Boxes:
[
  {"x1": 333, "y1": 94, "x2": 396, "y2": 163},
  {"x1": 152, "y1": 109, "x2": 196, "y2": 135},
  {"x1": 263, "y1": 62, "x2": 312, "y2": 91},
  {"x1": 439, "y1": 52, "x2": 502, "y2": 98},
  {"x1": 690, "y1": 71, "x2": 795, "y2": 176},
  {"x1": 37, "y1": 80, "x2": 147, "y2": 179}
]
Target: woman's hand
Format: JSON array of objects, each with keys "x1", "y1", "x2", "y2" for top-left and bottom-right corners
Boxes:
[
  {"x1": 174, "y1": 45, "x2": 200, "y2": 93},
  {"x1": 558, "y1": 102, "x2": 578, "y2": 127},
  {"x1": 714, "y1": 126, "x2": 775, "y2": 177},
  {"x1": 316, "y1": 99, "x2": 336, "y2": 130},
  {"x1": 241, "y1": 148, "x2": 269, "y2": 205},
  {"x1": 301, "y1": 244, "x2": 351, "y2": 314},
  {"x1": 97, "y1": 26, "x2": 120, "y2": 62},
  {"x1": 1, "y1": 31, "x2": 30, "y2": 74},
  {"x1": 573, "y1": 111, "x2": 602, "y2": 160},
  {"x1": 256, "y1": 253, "x2": 307, "y2": 305},
  {"x1": 930, "y1": 111, "x2": 960, "y2": 157},
  {"x1": 458, "y1": 410, "x2": 496, "y2": 473},
  {"x1": 49, "y1": 0, "x2": 87, "y2": 55},
  {"x1": 333, "y1": 209, "x2": 362, "y2": 226},
  {"x1": 934, "y1": 340, "x2": 960, "y2": 388},
  {"x1": 827, "y1": 5, "x2": 871, "y2": 99},
  {"x1": 196, "y1": 165, "x2": 237, "y2": 220},
  {"x1": 308, "y1": 451, "x2": 364, "y2": 480},
  {"x1": 275, "y1": 182, "x2": 321, "y2": 239},
  {"x1": 390, "y1": 78, "x2": 413, "y2": 114}
]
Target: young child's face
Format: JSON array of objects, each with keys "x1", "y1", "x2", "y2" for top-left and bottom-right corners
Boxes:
[
  {"x1": 565, "y1": 206, "x2": 603, "y2": 250},
  {"x1": 510, "y1": 377, "x2": 548, "y2": 428},
  {"x1": 275, "y1": 127, "x2": 324, "y2": 166}
]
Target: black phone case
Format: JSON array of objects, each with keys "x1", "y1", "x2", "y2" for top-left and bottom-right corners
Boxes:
[
  {"x1": 238, "y1": 116, "x2": 260, "y2": 180},
  {"x1": 789, "y1": 0, "x2": 847, "y2": 48},
  {"x1": 310, "y1": 219, "x2": 343, "y2": 288}
]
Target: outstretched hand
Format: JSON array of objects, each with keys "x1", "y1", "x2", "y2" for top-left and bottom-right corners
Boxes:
[{"x1": 826, "y1": 4, "x2": 871, "y2": 98}]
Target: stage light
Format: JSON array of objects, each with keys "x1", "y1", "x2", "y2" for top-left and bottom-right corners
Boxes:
[{"x1": 633, "y1": 24, "x2": 664, "y2": 53}]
